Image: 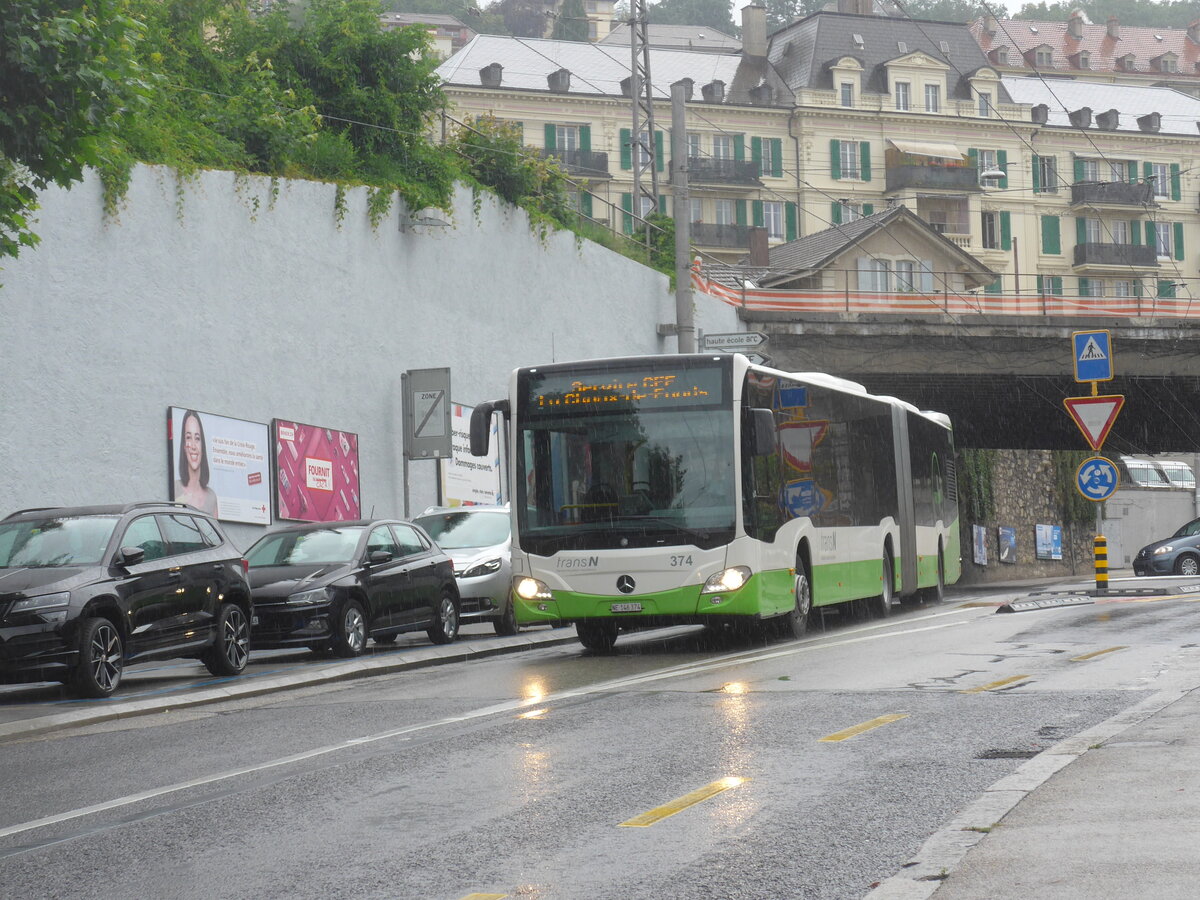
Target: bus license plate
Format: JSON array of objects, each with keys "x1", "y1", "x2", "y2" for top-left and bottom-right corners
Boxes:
[{"x1": 610, "y1": 602, "x2": 642, "y2": 613}]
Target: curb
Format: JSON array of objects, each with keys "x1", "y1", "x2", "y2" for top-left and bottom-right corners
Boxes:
[{"x1": 0, "y1": 628, "x2": 581, "y2": 744}]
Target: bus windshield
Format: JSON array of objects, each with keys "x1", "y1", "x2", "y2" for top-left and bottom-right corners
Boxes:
[{"x1": 516, "y1": 361, "x2": 735, "y2": 554}]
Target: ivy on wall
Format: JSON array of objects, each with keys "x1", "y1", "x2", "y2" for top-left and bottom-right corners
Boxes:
[
  {"x1": 1052, "y1": 449, "x2": 1101, "y2": 527},
  {"x1": 957, "y1": 448, "x2": 996, "y2": 523}
]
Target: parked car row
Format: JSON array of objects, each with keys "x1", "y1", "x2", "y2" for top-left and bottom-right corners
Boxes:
[{"x1": 0, "y1": 501, "x2": 520, "y2": 698}]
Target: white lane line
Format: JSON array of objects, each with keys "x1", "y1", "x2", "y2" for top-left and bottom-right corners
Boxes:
[{"x1": 0, "y1": 612, "x2": 976, "y2": 841}]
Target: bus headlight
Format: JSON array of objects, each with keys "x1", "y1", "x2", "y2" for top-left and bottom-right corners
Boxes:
[
  {"x1": 514, "y1": 577, "x2": 553, "y2": 602},
  {"x1": 701, "y1": 566, "x2": 752, "y2": 594}
]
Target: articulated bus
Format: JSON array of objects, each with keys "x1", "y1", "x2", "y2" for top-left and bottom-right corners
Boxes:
[{"x1": 469, "y1": 353, "x2": 960, "y2": 651}]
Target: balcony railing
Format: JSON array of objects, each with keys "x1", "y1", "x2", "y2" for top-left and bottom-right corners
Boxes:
[
  {"x1": 690, "y1": 223, "x2": 753, "y2": 249},
  {"x1": 539, "y1": 149, "x2": 611, "y2": 179},
  {"x1": 1071, "y1": 181, "x2": 1154, "y2": 207},
  {"x1": 681, "y1": 157, "x2": 762, "y2": 187},
  {"x1": 1073, "y1": 242, "x2": 1158, "y2": 269},
  {"x1": 886, "y1": 164, "x2": 982, "y2": 193}
]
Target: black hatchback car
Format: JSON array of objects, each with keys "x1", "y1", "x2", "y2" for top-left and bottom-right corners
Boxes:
[
  {"x1": 0, "y1": 502, "x2": 253, "y2": 697},
  {"x1": 245, "y1": 519, "x2": 461, "y2": 656}
]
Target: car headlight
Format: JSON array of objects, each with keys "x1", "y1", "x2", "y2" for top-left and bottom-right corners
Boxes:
[
  {"x1": 514, "y1": 577, "x2": 553, "y2": 601},
  {"x1": 9, "y1": 591, "x2": 71, "y2": 614},
  {"x1": 701, "y1": 566, "x2": 752, "y2": 594},
  {"x1": 287, "y1": 588, "x2": 331, "y2": 606},
  {"x1": 463, "y1": 558, "x2": 503, "y2": 579},
  {"x1": 1153, "y1": 545, "x2": 1174, "y2": 555}
]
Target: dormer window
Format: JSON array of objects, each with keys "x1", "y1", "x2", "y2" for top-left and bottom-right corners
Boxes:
[
  {"x1": 1077, "y1": 51, "x2": 1090, "y2": 68},
  {"x1": 1117, "y1": 54, "x2": 1136, "y2": 71},
  {"x1": 978, "y1": 91, "x2": 992, "y2": 117},
  {"x1": 990, "y1": 47, "x2": 1008, "y2": 64},
  {"x1": 1155, "y1": 53, "x2": 1179, "y2": 73},
  {"x1": 840, "y1": 82, "x2": 854, "y2": 107},
  {"x1": 1032, "y1": 45, "x2": 1053, "y2": 66}
]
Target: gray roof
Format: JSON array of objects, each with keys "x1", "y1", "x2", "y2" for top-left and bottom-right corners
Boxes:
[
  {"x1": 1002, "y1": 76, "x2": 1200, "y2": 136},
  {"x1": 380, "y1": 13, "x2": 469, "y2": 29},
  {"x1": 600, "y1": 23, "x2": 742, "y2": 53},
  {"x1": 768, "y1": 11, "x2": 1011, "y2": 102},
  {"x1": 438, "y1": 34, "x2": 794, "y2": 105}
]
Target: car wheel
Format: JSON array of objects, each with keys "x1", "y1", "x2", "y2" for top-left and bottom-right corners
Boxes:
[
  {"x1": 576, "y1": 620, "x2": 618, "y2": 653},
  {"x1": 204, "y1": 603, "x2": 250, "y2": 676},
  {"x1": 777, "y1": 565, "x2": 811, "y2": 639},
  {"x1": 374, "y1": 632, "x2": 398, "y2": 645},
  {"x1": 71, "y1": 617, "x2": 123, "y2": 698},
  {"x1": 872, "y1": 550, "x2": 895, "y2": 618},
  {"x1": 427, "y1": 593, "x2": 460, "y2": 645},
  {"x1": 330, "y1": 599, "x2": 368, "y2": 658},
  {"x1": 1175, "y1": 554, "x2": 1200, "y2": 577},
  {"x1": 494, "y1": 599, "x2": 519, "y2": 636}
]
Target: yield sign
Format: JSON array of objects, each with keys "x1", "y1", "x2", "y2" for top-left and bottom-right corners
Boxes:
[{"x1": 1063, "y1": 395, "x2": 1124, "y2": 451}]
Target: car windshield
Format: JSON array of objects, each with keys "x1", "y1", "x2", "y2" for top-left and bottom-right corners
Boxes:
[
  {"x1": 414, "y1": 511, "x2": 509, "y2": 550},
  {"x1": 0, "y1": 515, "x2": 119, "y2": 568},
  {"x1": 246, "y1": 526, "x2": 366, "y2": 567},
  {"x1": 1173, "y1": 519, "x2": 1200, "y2": 539}
]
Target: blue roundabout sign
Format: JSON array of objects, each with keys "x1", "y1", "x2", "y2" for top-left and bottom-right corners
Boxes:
[{"x1": 1075, "y1": 456, "x2": 1119, "y2": 502}]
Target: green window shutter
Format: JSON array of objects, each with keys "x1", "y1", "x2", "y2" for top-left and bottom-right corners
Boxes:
[
  {"x1": 1171, "y1": 163, "x2": 1182, "y2": 200},
  {"x1": 862, "y1": 203, "x2": 874, "y2": 216},
  {"x1": 1134, "y1": 279, "x2": 1144, "y2": 298},
  {"x1": 751, "y1": 137, "x2": 763, "y2": 174},
  {"x1": 658, "y1": 194, "x2": 667, "y2": 215},
  {"x1": 771, "y1": 139, "x2": 783, "y2": 177},
  {"x1": 579, "y1": 125, "x2": 591, "y2": 153},
  {"x1": 620, "y1": 128, "x2": 631, "y2": 170},
  {"x1": 830, "y1": 139, "x2": 841, "y2": 180},
  {"x1": 985, "y1": 277, "x2": 1001, "y2": 295},
  {"x1": 1146, "y1": 221, "x2": 1156, "y2": 249},
  {"x1": 621, "y1": 192, "x2": 633, "y2": 233},
  {"x1": 1036, "y1": 275, "x2": 1044, "y2": 294},
  {"x1": 1078, "y1": 277, "x2": 1090, "y2": 298},
  {"x1": 1143, "y1": 161, "x2": 1153, "y2": 183},
  {"x1": 752, "y1": 200, "x2": 765, "y2": 228},
  {"x1": 1174, "y1": 221, "x2": 1185, "y2": 260},
  {"x1": 1000, "y1": 211, "x2": 1011, "y2": 250},
  {"x1": 1041, "y1": 215, "x2": 1060, "y2": 254},
  {"x1": 831, "y1": 201, "x2": 842, "y2": 225},
  {"x1": 860, "y1": 142, "x2": 872, "y2": 181},
  {"x1": 1032, "y1": 157, "x2": 1041, "y2": 193},
  {"x1": 1158, "y1": 280, "x2": 1176, "y2": 299},
  {"x1": 1051, "y1": 276, "x2": 1063, "y2": 296},
  {"x1": 581, "y1": 192, "x2": 593, "y2": 218},
  {"x1": 785, "y1": 202, "x2": 797, "y2": 241},
  {"x1": 733, "y1": 134, "x2": 745, "y2": 162},
  {"x1": 1131, "y1": 221, "x2": 1141, "y2": 245},
  {"x1": 1076, "y1": 217, "x2": 1087, "y2": 246},
  {"x1": 735, "y1": 199, "x2": 747, "y2": 227},
  {"x1": 1126, "y1": 160, "x2": 1136, "y2": 182},
  {"x1": 655, "y1": 131, "x2": 664, "y2": 172},
  {"x1": 998, "y1": 149, "x2": 1008, "y2": 189},
  {"x1": 544, "y1": 124, "x2": 556, "y2": 150},
  {"x1": 968, "y1": 148, "x2": 979, "y2": 174},
  {"x1": 1073, "y1": 157, "x2": 1084, "y2": 182}
]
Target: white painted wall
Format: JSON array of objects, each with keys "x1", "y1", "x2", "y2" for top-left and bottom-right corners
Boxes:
[{"x1": 1, "y1": 165, "x2": 738, "y2": 548}]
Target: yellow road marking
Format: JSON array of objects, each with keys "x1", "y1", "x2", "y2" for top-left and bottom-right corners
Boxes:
[
  {"x1": 1070, "y1": 646, "x2": 1127, "y2": 662},
  {"x1": 818, "y1": 713, "x2": 909, "y2": 743},
  {"x1": 618, "y1": 777, "x2": 748, "y2": 827},
  {"x1": 960, "y1": 675, "x2": 1031, "y2": 693}
]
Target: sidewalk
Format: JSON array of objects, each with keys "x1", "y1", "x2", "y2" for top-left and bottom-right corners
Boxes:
[{"x1": 869, "y1": 681, "x2": 1200, "y2": 899}]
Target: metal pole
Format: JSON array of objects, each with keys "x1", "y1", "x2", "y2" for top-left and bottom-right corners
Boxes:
[
  {"x1": 671, "y1": 81, "x2": 695, "y2": 354},
  {"x1": 1093, "y1": 531, "x2": 1108, "y2": 593}
]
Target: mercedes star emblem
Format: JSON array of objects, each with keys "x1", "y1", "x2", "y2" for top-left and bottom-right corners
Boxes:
[{"x1": 617, "y1": 575, "x2": 636, "y2": 594}]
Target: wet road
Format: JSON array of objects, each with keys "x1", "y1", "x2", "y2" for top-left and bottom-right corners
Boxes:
[{"x1": 3, "y1": 577, "x2": 1200, "y2": 899}]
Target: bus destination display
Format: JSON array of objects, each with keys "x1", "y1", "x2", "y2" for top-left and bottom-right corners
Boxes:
[{"x1": 526, "y1": 367, "x2": 726, "y2": 411}]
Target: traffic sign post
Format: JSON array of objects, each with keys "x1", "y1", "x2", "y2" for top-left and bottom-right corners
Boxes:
[
  {"x1": 1063, "y1": 395, "x2": 1125, "y2": 451},
  {"x1": 702, "y1": 332, "x2": 768, "y2": 352},
  {"x1": 1072, "y1": 330, "x2": 1113, "y2": 386},
  {"x1": 1075, "y1": 456, "x2": 1119, "y2": 502}
]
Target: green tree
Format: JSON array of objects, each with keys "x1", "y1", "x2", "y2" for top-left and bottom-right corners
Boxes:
[
  {"x1": 647, "y1": 0, "x2": 736, "y2": 35},
  {"x1": 0, "y1": 0, "x2": 147, "y2": 258},
  {"x1": 1011, "y1": 0, "x2": 1199, "y2": 26},
  {"x1": 902, "y1": 0, "x2": 985, "y2": 23},
  {"x1": 763, "y1": 0, "x2": 824, "y2": 30},
  {"x1": 384, "y1": 0, "x2": 509, "y2": 36},
  {"x1": 552, "y1": 0, "x2": 590, "y2": 41}
]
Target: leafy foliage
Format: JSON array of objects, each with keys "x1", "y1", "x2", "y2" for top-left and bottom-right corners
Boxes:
[
  {"x1": 1011, "y1": 0, "x2": 1200, "y2": 27},
  {"x1": 646, "y1": 0, "x2": 737, "y2": 35},
  {"x1": 958, "y1": 448, "x2": 996, "y2": 523},
  {"x1": 552, "y1": 0, "x2": 591, "y2": 41},
  {"x1": 1052, "y1": 450, "x2": 1100, "y2": 527},
  {"x1": 384, "y1": 0, "x2": 510, "y2": 35}
]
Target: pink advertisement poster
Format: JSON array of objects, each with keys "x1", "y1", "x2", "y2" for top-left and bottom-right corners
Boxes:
[{"x1": 274, "y1": 420, "x2": 361, "y2": 522}]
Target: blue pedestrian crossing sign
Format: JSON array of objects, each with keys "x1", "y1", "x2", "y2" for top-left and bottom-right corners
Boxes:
[
  {"x1": 1072, "y1": 330, "x2": 1113, "y2": 382},
  {"x1": 1075, "y1": 456, "x2": 1119, "y2": 502}
]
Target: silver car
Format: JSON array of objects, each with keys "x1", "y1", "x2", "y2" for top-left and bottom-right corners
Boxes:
[{"x1": 414, "y1": 506, "x2": 517, "y2": 635}]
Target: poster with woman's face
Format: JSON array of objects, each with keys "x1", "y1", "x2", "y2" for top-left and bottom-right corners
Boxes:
[{"x1": 168, "y1": 407, "x2": 271, "y2": 525}]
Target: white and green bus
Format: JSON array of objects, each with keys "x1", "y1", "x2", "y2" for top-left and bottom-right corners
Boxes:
[{"x1": 469, "y1": 353, "x2": 960, "y2": 651}]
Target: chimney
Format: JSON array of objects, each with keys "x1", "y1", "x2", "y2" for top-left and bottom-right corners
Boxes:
[
  {"x1": 701, "y1": 80, "x2": 726, "y2": 103},
  {"x1": 1137, "y1": 112, "x2": 1162, "y2": 132},
  {"x1": 1031, "y1": 103, "x2": 1049, "y2": 124},
  {"x1": 620, "y1": 76, "x2": 632, "y2": 97},
  {"x1": 479, "y1": 62, "x2": 503, "y2": 87},
  {"x1": 741, "y1": 4, "x2": 768, "y2": 58},
  {"x1": 547, "y1": 68, "x2": 571, "y2": 92},
  {"x1": 983, "y1": 13, "x2": 997, "y2": 36},
  {"x1": 1095, "y1": 109, "x2": 1119, "y2": 130},
  {"x1": 749, "y1": 83, "x2": 774, "y2": 105},
  {"x1": 1188, "y1": 19, "x2": 1200, "y2": 44},
  {"x1": 837, "y1": 0, "x2": 872, "y2": 14},
  {"x1": 1106, "y1": 16, "x2": 1119, "y2": 40},
  {"x1": 1067, "y1": 9, "x2": 1084, "y2": 41},
  {"x1": 676, "y1": 77, "x2": 694, "y2": 101},
  {"x1": 1068, "y1": 106, "x2": 1092, "y2": 128},
  {"x1": 748, "y1": 227, "x2": 770, "y2": 266}
]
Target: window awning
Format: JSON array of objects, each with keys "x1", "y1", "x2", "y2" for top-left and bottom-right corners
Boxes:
[{"x1": 888, "y1": 139, "x2": 964, "y2": 161}]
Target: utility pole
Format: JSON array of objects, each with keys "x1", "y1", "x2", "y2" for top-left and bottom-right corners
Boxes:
[
  {"x1": 671, "y1": 81, "x2": 695, "y2": 353},
  {"x1": 629, "y1": 0, "x2": 658, "y2": 247}
]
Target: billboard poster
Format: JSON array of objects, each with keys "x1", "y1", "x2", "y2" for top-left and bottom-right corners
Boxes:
[
  {"x1": 1035, "y1": 524, "x2": 1064, "y2": 560},
  {"x1": 972, "y1": 524, "x2": 988, "y2": 565},
  {"x1": 274, "y1": 420, "x2": 361, "y2": 522},
  {"x1": 168, "y1": 407, "x2": 271, "y2": 525},
  {"x1": 439, "y1": 402, "x2": 502, "y2": 506},
  {"x1": 998, "y1": 526, "x2": 1017, "y2": 564}
]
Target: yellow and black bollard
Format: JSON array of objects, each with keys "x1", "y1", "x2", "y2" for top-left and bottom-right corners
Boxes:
[{"x1": 1094, "y1": 534, "x2": 1108, "y2": 593}]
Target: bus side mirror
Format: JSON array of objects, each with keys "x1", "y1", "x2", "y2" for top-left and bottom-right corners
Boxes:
[
  {"x1": 469, "y1": 399, "x2": 509, "y2": 457},
  {"x1": 746, "y1": 408, "x2": 777, "y2": 457}
]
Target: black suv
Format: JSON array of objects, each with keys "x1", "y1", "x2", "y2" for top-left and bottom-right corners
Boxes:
[{"x1": 0, "y1": 502, "x2": 253, "y2": 697}]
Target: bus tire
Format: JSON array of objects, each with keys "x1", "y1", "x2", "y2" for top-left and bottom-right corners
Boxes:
[
  {"x1": 925, "y1": 548, "x2": 946, "y2": 605},
  {"x1": 872, "y1": 550, "x2": 895, "y2": 618},
  {"x1": 778, "y1": 566, "x2": 811, "y2": 638},
  {"x1": 577, "y1": 620, "x2": 618, "y2": 653}
]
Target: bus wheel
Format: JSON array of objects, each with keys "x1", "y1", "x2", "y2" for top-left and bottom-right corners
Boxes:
[
  {"x1": 577, "y1": 620, "x2": 618, "y2": 653},
  {"x1": 872, "y1": 551, "x2": 895, "y2": 618},
  {"x1": 778, "y1": 569, "x2": 811, "y2": 638},
  {"x1": 925, "y1": 549, "x2": 946, "y2": 605}
]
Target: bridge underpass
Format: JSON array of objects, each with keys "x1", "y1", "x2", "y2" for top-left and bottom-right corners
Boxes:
[{"x1": 741, "y1": 313, "x2": 1200, "y2": 451}]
